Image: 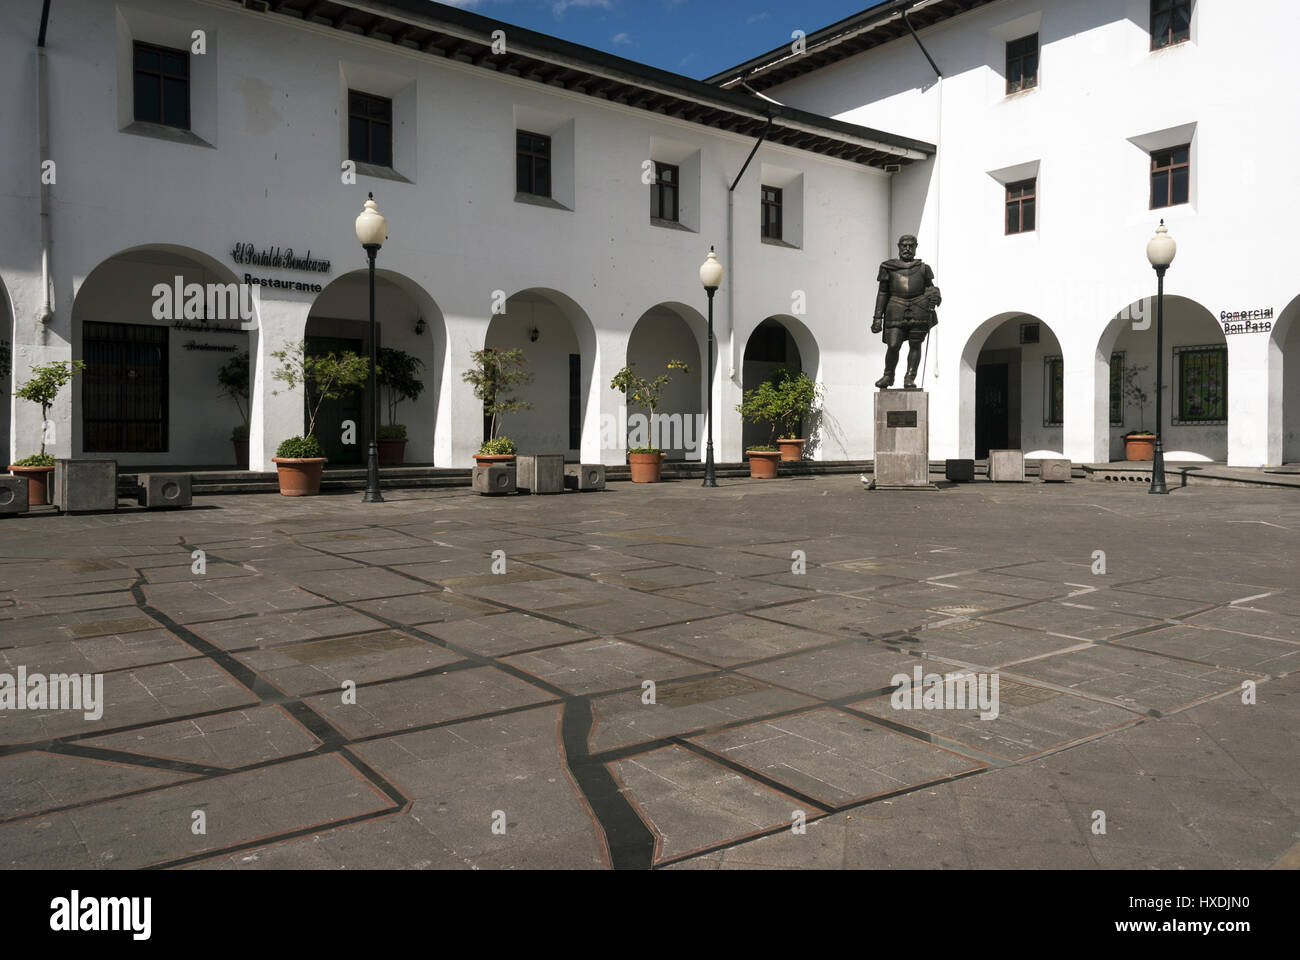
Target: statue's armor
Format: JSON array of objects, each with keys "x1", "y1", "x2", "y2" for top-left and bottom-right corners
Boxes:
[{"x1": 876, "y1": 260, "x2": 939, "y2": 333}]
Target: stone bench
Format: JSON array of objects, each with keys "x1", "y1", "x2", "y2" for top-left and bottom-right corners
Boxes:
[
  {"x1": 0, "y1": 477, "x2": 29, "y2": 516},
  {"x1": 987, "y1": 450, "x2": 1025, "y2": 483},
  {"x1": 517, "y1": 455, "x2": 565, "y2": 495},
  {"x1": 137, "y1": 473, "x2": 193, "y2": 508},
  {"x1": 564, "y1": 463, "x2": 606, "y2": 492},
  {"x1": 53, "y1": 459, "x2": 118, "y2": 513}
]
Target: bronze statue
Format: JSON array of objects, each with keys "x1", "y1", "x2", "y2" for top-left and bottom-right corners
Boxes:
[{"x1": 870, "y1": 235, "x2": 941, "y2": 389}]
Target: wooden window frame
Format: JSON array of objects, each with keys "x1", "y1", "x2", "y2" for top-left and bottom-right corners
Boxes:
[
  {"x1": 1150, "y1": 144, "x2": 1190, "y2": 209},
  {"x1": 516, "y1": 130, "x2": 552, "y2": 198},
  {"x1": 81, "y1": 321, "x2": 170, "y2": 454},
  {"x1": 1174, "y1": 344, "x2": 1227, "y2": 424},
  {"x1": 1006, "y1": 33, "x2": 1039, "y2": 94},
  {"x1": 651, "y1": 162, "x2": 680, "y2": 223},
  {"x1": 761, "y1": 185, "x2": 783, "y2": 241},
  {"x1": 348, "y1": 90, "x2": 393, "y2": 167},
  {"x1": 1151, "y1": 0, "x2": 1192, "y2": 51},
  {"x1": 1006, "y1": 178, "x2": 1037, "y2": 235},
  {"x1": 133, "y1": 41, "x2": 190, "y2": 130}
]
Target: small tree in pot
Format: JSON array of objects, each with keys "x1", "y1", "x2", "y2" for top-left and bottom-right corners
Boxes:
[
  {"x1": 771, "y1": 370, "x2": 824, "y2": 462},
  {"x1": 610, "y1": 360, "x2": 690, "y2": 483},
  {"x1": 1120, "y1": 363, "x2": 1155, "y2": 461},
  {"x1": 217, "y1": 351, "x2": 251, "y2": 468},
  {"x1": 376, "y1": 347, "x2": 426, "y2": 466},
  {"x1": 463, "y1": 347, "x2": 533, "y2": 462},
  {"x1": 271, "y1": 341, "x2": 369, "y2": 496},
  {"x1": 10, "y1": 360, "x2": 85, "y2": 505},
  {"x1": 736, "y1": 378, "x2": 783, "y2": 479}
]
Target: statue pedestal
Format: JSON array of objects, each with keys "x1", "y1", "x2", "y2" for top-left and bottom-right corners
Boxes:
[{"x1": 869, "y1": 390, "x2": 937, "y2": 490}]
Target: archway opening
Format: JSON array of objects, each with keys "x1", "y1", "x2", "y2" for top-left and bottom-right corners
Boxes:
[
  {"x1": 484, "y1": 289, "x2": 594, "y2": 458},
  {"x1": 70, "y1": 246, "x2": 250, "y2": 467},
  {"x1": 740, "y1": 315, "x2": 820, "y2": 452},
  {"x1": 625, "y1": 303, "x2": 705, "y2": 461},
  {"x1": 305, "y1": 270, "x2": 440, "y2": 466},
  {"x1": 1097, "y1": 295, "x2": 1226, "y2": 462},
  {"x1": 962, "y1": 313, "x2": 1063, "y2": 460}
]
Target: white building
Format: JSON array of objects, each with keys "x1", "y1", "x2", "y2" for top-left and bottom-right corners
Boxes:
[{"x1": 3, "y1": 0, "x2": 1297, "y2": 471}]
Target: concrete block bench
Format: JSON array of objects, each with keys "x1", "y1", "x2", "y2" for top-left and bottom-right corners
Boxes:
[
  {"x1": 564, "y1": 463, "x2": 606, "y2": 491},
  {"x1": 53, "y1": 459, "x2": 118, "y2": 513}
]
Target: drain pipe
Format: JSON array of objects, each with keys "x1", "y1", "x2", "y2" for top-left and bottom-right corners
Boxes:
[
  {"x1": 37, "y1": 0, "x2": 54, "y2": 327},
  {"x1": 726, "y1": 114, "x2": 773, "y2": 386},
  {"x1": 902, "y1": 8, "x2": 943, "y2": 381}
]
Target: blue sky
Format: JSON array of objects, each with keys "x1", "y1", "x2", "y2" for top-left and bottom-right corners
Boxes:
[{"x1": 440, "y1": 0, "x2": 888, "y2": 80}]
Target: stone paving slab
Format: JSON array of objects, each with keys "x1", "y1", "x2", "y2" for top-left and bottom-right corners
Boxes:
[{"x1": 2, "y1": 475, "x2": 1298, "y2": 870}]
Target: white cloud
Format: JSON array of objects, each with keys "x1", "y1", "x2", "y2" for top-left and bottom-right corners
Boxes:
[{"x1": 611, "y1": 32, "x2": 632, "y2": 45}]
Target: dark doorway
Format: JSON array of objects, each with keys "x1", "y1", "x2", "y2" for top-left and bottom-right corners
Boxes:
[
  {"x1": 975, "y1": 362, "x2": 1009, "y2": 459},
  {"x1": 82, "y1": 321, "x2": 168, "y2": 452},
  {"x1": 305, "y1": 335, "x2": 364, "y2": 464}
]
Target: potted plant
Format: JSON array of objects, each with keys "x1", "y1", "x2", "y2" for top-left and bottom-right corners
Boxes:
[
  {"x1": 376, "y1": 347, "x2": 426, "y2": 466},
  {"x1": 463, "y1": 347, "x2": 533, "y2": 464},
  {"x1": 270, "y1": 341, "x2": 369, "y2": 496},
  {"x1": 737, "y1": 377, "x2": 783, "y2": 479},
  {"x1": 610, "y1": 360, "x2": 690, "y2": 483},
  {"x1": 771, "y1": 369, "x2": 824, "y2": 461},
  {"x1": 218, "y1": 351, "x2": 251, "y2": 468},
  {"x1": 1120, "y1": 362, "x2": 1155, "y2": 461},
  {"x1": 10, "y1": 360, "x2": 84, "y2": 505}
]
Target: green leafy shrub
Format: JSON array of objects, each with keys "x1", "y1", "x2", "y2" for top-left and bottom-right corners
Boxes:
[
  {"x1": 231, "y1": 423, "x2": 250, "y2": 441},
  {"x1": 276, "y1": 435, "x2": 325, "y2": 459},
  {"x1": 13, "y1": 453, "x2": 55, "y2": 467},
  {"x1": 747, "y1": 444, "x2": 779, "y2": 453},
  {"x1": 377, "y1": 424, "x2": 407, "y2": 440},
  {"x1": 610, "y1": 360, "x2": 689, "y2": 454},
  {"x1": 478, "y1": 436, "x2": 517, "y2": 456},
  {"x1": 628, "y1": 446, "x2": 663, "y2": 455},
  {"x1": 218, "y1": 351, "x2": 251, "y2": 439},
  {"x1": 377, "y1": 347, "x2": 426, "y2": 430},
  {"x1": 272, "y1": 341, "x2": 369, "y2": 439},
  {"x1": 772, "y1": 371, "x2": 824, "y2": 440}
]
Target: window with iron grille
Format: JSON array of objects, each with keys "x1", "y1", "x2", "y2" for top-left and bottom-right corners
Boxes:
[
  {"x1": 1175, "y1": 344, "x2": 1227, "y2": 423},
  {"x1": 761, "y1": 186, "x2": 783, "y2": 240},
  {"x1": 348, "y1": 91, "x2": 393, "y2": 167},
  {"x1": 1151, "y1": 0, "x2": 1192, "y2": 50},
  {"x1": 1044, "y1": 356, "x2": 1064, "y2": 427},
  {"x1": 1006, "y1": 34, "x2": 1039, "y2": 93},
  {"x1": 133, "y1": 42, "x2": 190, "y2": 129},
  {"x1": 1109, "y1": 352, "x2": 1125, "y2": 426},
  {"x1": 651, "y1": 162, "x2": 679, "y2": 222},
  {"x1": 1151, "y1": 144, "x2": 1190, "y2": 209},
  {"x1": 82, "y1": 321, "x2": 169, "y2": 453},
  {"x1": 517, "y1": 131, "x2": 552, "y2": 198},
  {"x1": 1006, "y1": 178, "x2": 1036, "y2": 234}
]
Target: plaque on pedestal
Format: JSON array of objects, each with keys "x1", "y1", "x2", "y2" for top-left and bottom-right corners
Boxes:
[{"x1": 869, "y1": 390, "x2": 936, "y2": 490}]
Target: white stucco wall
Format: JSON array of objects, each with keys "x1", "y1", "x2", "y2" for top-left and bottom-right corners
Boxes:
[
  {"x1": 767, "y1": 0, "x2": 1300, "y2": 465},
  {"x1": 0, "y1": 0, "x2": 894, "y2": 470}
]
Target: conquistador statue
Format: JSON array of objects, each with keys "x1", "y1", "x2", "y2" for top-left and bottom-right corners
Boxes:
[{"x1": 870, "y1": 234, "x2": 941, "y2": 389}]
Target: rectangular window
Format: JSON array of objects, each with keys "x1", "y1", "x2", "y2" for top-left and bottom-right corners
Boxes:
[
  {"x1": 1151, "y1": 0, "x2": 1192, "y2": 50},
  {"x1": 651, "y1": 162, "x2": 680, "y2": 223},
  {"x1": 1006, "y1": 178, "x2": 1037, "y2": 234},
  {"x1": 348, "y1": 91, "x2": 393, "y2": 167},
  {"x1": 761, "y1": 185, "x2": 783, "y2": 240},
  {"x1": 1176, "y1": 345, "x2": 1227, "y2": 423},
  {"x1": 133, "y1": 42, "x2": 190, "y2": 129},
  {"x1": 517, "y1": 130, "x2": 552, "y2": 198},
  {"x1": 568, "y1": 354, "x2": 581, "y2": 450},
  {"x1": 1044, "y1": 356, "x2": 1064, "y2": 427},
  {"x1": 1006, "y1": 34, "x2": 1039, "y2": 93},
  {"x1": 1151, "y1": 144, "x2": 1190, "y2": 209},
  {"x1": 82, "y1": 321, "x2": 169, "y2": 453},
  {"x1": 1110, "y1": 352, "x2": 1125, "y2": 426}
]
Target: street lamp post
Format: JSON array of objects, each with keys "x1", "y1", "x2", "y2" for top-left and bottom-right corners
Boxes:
[
  {"x1": 1146, "y1": 219, "x2": 1177, "y2": 496},
  {"x1": 355, "y1": 192, "x2": 388, "y2": 503},
  {"x1": 699, "y1": 247, "x2": 724, "y2": 488}
]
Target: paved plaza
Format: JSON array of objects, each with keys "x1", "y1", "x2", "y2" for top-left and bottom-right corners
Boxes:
[{"x1": 1, "y1": 475, "x2": 1298, "y2": 870}]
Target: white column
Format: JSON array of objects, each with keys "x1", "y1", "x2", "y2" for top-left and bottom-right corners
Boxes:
[
  {"x1": 249, "y1": 296, "x2": 309, "y2": 471},
  {"x1": 1227, "y1": 334, "x2": 1270, "y2": 467}
]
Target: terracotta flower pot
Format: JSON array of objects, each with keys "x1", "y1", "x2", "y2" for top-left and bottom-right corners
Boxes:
[
  {"x1": 232, "y1": 438, "x2": 249, "y2": 469},
  {"x1": 629, "y1": 451, "x2": 665, "y2": 483},
  {"x1": 377, "y1": 438, "x2": 407, "y2": 467},
  {"x1": 777, "y1": 438, "x2": 806, "y2": 462},
  {"x1": 9, "y1": 465, "x2": 54, "y2": 505},
  {"x1": 272, "y1": 457, "x2": 326, "y2": 496},
  {"x1": 1125, "y1": 434, "x2": 1156, "y2": 462},
  {"x1": 474, "y1": 454, "x2": 517, "y2": 466},
  {"x1": 746, "y1": 450, "x2": 780, "y2": 479}
]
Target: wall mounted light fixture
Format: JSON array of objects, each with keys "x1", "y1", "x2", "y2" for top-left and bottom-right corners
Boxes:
[
  {"x1": 414, "y1": 316, "x2": 426, "y2": 335},
  {"x1": 528, "y1": 327, "x2": 540, "y2": 343}
]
